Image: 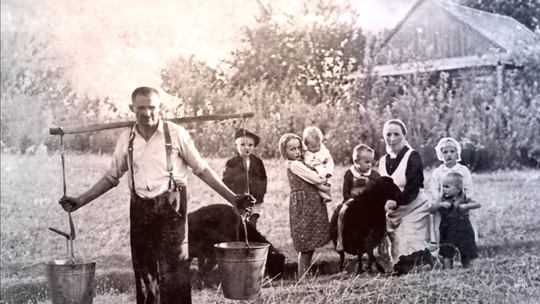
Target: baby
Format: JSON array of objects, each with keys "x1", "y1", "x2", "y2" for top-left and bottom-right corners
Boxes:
[{"x1": 302, "y1": 126, "x2": 334, "y2": 203}]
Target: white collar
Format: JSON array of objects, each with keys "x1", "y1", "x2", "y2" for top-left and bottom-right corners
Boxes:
[
  {"x1": 350, "y1": 165, "x2": 371, "y2": 178},
  {"x1": 441, "y1": 163, "x2": 461, "y2": 172}
]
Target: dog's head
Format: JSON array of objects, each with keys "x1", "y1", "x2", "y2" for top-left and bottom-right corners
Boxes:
[
  {"x1": 393, "y1": 249, "x2": 435, "y2": 276},
  {"x1": 365, "y1": 176, "x2": 401, "y2": 204}
]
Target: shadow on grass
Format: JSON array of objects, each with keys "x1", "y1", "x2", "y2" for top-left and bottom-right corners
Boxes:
[
  {"x1": 0, "y1": 251, "x2": 365, "y2": 303},
  {"x1": 478, "y1": 240, "x2": 540, "y2": 258},
  {"x1": 0, "y1": 269, "x2": 134, "y2": 304}
]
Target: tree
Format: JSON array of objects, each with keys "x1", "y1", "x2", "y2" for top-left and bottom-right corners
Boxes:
[
  {"x1": 225, "y1": 0, "x2": 366, "y2": 105},
  {"x1": 458, "y1": 0, "x2": 540, "y2": 32}
]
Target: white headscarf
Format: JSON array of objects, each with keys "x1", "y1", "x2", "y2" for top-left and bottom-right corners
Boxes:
[
  {"x1": 383, "y1": 119, "x2": 412, "y2": 158},
  {"x1": 435, "y1": 137, "x2": 462, "y2": 162}
]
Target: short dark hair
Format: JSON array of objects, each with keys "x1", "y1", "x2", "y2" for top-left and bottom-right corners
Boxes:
[{"x1": 131, "y1": 87, "x2": 160, "y2": 102}]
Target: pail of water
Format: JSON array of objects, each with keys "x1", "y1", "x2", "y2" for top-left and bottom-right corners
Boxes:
[
  {"x1": 44, "y1": 260, "x2": 96, "y2": 304},
  {"x1": 215, "y1": 242, "x2": 269, "y2": 300}
]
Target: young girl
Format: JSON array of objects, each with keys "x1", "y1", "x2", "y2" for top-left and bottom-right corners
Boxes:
[
  {"x1": 336, "y1": 144, "x2": 380, "y2": 252},
  {"x1": 279, "y1": 133, "x2": 331, "y2": 279},
  {"x1": 429, "y1": 137, "x2": 477, "y2": 245},
  {"x1": 429, "y1": 172, "x2": 480, "y2": 269},
  {"x1": 222, "y1": 129, "x2": 267, "y2": 228},
  {"x1": 302, "y1": 127, "x2": 334, "y2": 203}
]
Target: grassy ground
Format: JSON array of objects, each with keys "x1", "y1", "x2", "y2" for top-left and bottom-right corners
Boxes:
[{"x1": 1, "y1": 153, "x2": 539, "y2": 303}]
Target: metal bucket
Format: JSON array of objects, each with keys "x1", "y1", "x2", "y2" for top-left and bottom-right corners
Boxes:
[
  {"x1": 44, "y1": 260, "x2": 96, "y2": 304},
  {"x1": 215, "y1": 242, "x2": 269, "y2": 300}
]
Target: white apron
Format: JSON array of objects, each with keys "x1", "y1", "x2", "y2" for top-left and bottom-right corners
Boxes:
[{"x1": 379, "y1": 149, "x2": 430, "y2": 265}]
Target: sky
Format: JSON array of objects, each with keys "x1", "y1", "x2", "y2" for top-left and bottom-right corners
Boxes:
[{"x1": 1, "y1": 0, "x2": 417, "y2": 104}]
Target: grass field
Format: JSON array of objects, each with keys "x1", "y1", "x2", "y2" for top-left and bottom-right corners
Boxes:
[{"x1": 1, "y1": 153, "x2": 539, "y2": 303}]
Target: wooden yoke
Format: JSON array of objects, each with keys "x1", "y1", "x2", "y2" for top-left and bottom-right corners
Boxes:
[{"x1": 49, "y1": 112, "x2": 255, "y2": 135}]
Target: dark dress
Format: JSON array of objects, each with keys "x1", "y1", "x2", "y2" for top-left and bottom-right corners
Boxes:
[
  {"x1": 439, "y1": 195, "x2": 478, "y2": 261},
  {"x1": 287, "y1": 169, "x2": 331, "y2": 252},
  {"x1": 222, "y1": 154, "x2": 267, "y2": 205}
]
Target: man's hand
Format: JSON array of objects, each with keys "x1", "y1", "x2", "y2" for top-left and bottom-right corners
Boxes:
[
  {"x1": 233, "y1": 194, "x2": 256, "y2": 213},
  {"x1": 59, "y1": 196, "x2": 84, "y2": 212}
]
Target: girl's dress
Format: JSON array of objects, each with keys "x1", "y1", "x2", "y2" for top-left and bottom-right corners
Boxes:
[
  {"x1": 287, "y1": 167, "x2": 331, "y2": 252},
  {"x1": 438, "y1": 194, "x2": 478, "y2": 261}
]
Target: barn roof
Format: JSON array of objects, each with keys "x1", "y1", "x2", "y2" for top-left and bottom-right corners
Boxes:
[
  {"x1": 351, "y1": 0, "x2": 539, "y2": 78},
  {"x1": 438, "y1": 1, "x2": 539, "y2": 52}
]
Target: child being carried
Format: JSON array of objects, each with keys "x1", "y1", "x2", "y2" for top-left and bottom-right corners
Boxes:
[{"x1": 302, "y1": 126, "x2": 334, "y2": 203}]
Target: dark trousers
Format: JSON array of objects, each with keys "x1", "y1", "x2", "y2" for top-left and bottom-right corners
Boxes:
[{"x1": 130, "y1": 187, "x2": 191, "y2": 304}]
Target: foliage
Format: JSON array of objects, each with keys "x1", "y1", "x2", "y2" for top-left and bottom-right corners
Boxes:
[
  {"x1": 1, "y1": 21, "x2": 124, "y2": 154},
  {"x1": 226, "y1": 0, "x2": 365, "y2": 106},
  {"x1": 458, "y1": 0, "x2": 540, "y2": 32}
]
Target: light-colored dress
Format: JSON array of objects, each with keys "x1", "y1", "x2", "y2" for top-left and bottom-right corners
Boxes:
[
  {"x1": 429, "y1": 163, "x2": 478, "y2": 243},
  {"x1": 379, "y1": 149, "x2": 431, "y2": 265},
  {"x1": 286, "y1": 160, "x2": 331, "y2": 252}
]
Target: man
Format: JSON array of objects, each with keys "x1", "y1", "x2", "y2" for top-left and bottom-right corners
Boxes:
[{"x1": 59, "y1": 87, "x2": 253, "y2": 304}]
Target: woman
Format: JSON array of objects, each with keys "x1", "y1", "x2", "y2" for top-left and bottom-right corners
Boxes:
[
  {"x1": 279, "y1": 133, "x2": 331, "y2": 279},
  {"x1": 379, "y1": 119, "x2": 431, "y2": 265}
]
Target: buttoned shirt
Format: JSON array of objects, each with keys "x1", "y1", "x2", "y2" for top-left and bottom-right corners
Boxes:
[{"x1": 104, "y1": 120, "x2": 207, "y2": 198}]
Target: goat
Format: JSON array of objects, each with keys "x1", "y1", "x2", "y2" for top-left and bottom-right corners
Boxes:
[{"x1": 330, "y1": 176, "x2": 401, "y2": 274}]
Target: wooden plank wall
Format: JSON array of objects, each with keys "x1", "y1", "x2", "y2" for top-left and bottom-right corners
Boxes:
[{"x1": 377, "y1": 1, "x2": 503, "y2": 65}]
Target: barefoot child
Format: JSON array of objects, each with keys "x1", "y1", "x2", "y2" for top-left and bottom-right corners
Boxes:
[
  {"x1": 223, "y1": 129, "x2": 267, "y2": 228},
  {"x1": 429, "y1": 137, "x2": 477, "y2": 245},
  {"x1": 429, "y1": 172, "x2": 480, "y2": 269},
  {"x1": 279, "y1": 133, "x2": 331, "y2": 279},
  {"x1": 302, "y1": 126, "x2": 334, "y2": 203},
  {"x1": 336, "y1": 144, "x2": 380, "y2": 251}
]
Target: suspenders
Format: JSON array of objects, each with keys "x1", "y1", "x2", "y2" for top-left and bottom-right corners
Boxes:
[{"x1": 128, "y1": 121, "x2": 179, "y2": 194}]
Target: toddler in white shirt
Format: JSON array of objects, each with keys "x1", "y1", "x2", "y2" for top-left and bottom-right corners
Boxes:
[{"x1": 303, "y1": 126, "x2": 334, "y2": 203}]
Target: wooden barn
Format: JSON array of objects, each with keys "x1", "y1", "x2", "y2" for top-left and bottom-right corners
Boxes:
[{"x1": 352, "y1": 0, "x2": 540, "y2": 90}]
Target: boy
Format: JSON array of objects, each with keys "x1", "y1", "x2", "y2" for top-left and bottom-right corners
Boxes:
[
  {"x1": 336, "y1": 144, "x2": 380, "y2": 251},
  {"x1": 223, "y1": 129, "x2": 267, "y2": 228}
]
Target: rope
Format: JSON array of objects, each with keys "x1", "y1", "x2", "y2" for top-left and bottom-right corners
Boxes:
[
  {"x1": 241, "y1": 116, "x2": 251, "y2": 248},
  {"x1": 59, "y1": 132, "x2": 76, "y2": 258},
  {"x1": 60, "y1": 134, "x2": 66, "y2": 197}
]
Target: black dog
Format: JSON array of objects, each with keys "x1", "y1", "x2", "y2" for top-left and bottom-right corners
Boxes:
[
  {"x1": 188, "y1": 204, "x2": 285, "y2": 279},
  {"x1": 393, "y1": 248, "x2": 435, "y2": 276},
  {"x1": 330, "y1": 176, "x2": 401, "y2": 274}
]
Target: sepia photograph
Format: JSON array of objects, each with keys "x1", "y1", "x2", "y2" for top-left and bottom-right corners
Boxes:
[{"x1": 1, "y1": 0, "x2": 539, "y2": 303}]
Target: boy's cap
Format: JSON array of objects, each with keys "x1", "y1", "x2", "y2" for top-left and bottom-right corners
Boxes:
[{"x1": 235, "y1": 128, "x2": 260, "y2": 147}]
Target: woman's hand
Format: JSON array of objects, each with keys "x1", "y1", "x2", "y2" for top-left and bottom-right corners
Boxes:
[{"x1": 385, "y1": 200, "x2": 398, "y2": 211}]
